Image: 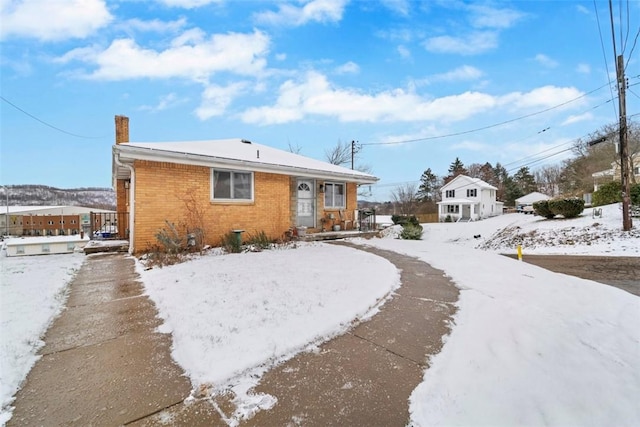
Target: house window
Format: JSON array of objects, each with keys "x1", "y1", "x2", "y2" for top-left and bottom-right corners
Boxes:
[
  {"x1": 48, "y1": 220, "x2": 54, "y2": 225},
  {"x1": 324, "y1": 182, "x2": 345, "y2": 208},
  {"x1": 211, "y1": 169, "x2": 253, "y2": 201},
  {"x1": 16, "y1": 245, "x2": 25, "y2": 254},
  {"x1": 42, "y1": 244, "x2": 50, "y2": 253},
  {"x1": 634, "y1": 166, "x2": 640, "y2": 175},
  {"x1": 467, "y1": 189, "x2": 477, "y2": 197},
  {"x1": 446, "y1": 205, "x2": 459, "y2": 213},
  {"x1": 446, "y1": 190, "x2": 455, "y2": 198}
]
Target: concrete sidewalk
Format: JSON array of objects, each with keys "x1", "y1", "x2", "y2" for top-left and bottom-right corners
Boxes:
[
  {"x1": 8, "y1": 253, "x2": 197, "y2": 426},
  {"x1": 8, "y1": 245, "x2": 459, "y2": 426}
]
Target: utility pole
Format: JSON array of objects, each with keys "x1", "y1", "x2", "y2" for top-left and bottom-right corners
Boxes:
[
  {"x1": 351, "y1": 140, "x2": 356, "y2": 170},
  {"x1": 616, "y1": 54, "x2": 632, "y2": 231}
]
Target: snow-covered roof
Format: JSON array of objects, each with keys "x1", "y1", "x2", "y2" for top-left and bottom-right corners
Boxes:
[
  {"x1": 114, "y1": 139, "x2": 378, "y2": 184},
  {"x1": 441, "y1": 175, "x2": 497, "y2": 191},
  {"x1": 4, "y1": 234, "x2": 89, "y2": 246},
  {"x1": 515, "y1": 192, "x2": 551, "y2": 205}
]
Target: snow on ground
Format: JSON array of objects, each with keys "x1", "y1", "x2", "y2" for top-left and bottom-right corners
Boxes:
[
  {"x1": 356, "y1": 203, "x2": 640, "y2": 426},
  {"x1": 0, "y1": 249, "x2": 84, "y2": 425},
  {"x1": 137, "y1": 243, "x2": 400, "y2": 422},
  {"x1": 0, "y1": 203, "x2": 638, "y2": 426}
]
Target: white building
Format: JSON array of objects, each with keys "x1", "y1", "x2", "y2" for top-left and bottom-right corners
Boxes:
[
  {"x1": 437, "y1": 175, "x2": 503, "y2": 222},
  {"x1": 4, "y1": 234, "x2": 89, "y2": 257}
]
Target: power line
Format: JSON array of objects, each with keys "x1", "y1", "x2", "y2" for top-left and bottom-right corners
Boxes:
[
  {"x1": 594, "y1": 0, "x2": 619, "y2": 118},
  {"x1": 361, "y1": 83, "x2": 611, "y2": 147},
  {"x1": 0, "y1": 95, "x2": 104, "y2": 139}
]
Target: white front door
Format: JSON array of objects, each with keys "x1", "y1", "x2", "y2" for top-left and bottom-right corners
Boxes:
[{"x1": 297, "y1": 179, "x2": 315, "y2": 228}]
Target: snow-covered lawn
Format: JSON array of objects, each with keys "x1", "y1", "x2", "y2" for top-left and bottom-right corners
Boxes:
[
  {"x1": 0, "y1": 251, "x2": 84, "y2": 425},
  {"x1": 1, "y1": 203, "x2": 638, "y2": 426}
]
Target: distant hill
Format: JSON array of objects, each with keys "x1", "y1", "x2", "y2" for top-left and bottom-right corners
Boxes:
[{"x1": 0, "y1": 185, "x2": 115, "y2": 210}]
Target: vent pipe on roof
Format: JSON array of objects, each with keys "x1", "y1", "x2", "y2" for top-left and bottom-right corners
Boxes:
[
  {"x1": 241, "y1": 139, "x2": 251, "y2": 144},
  {"x1": 257, "y1": 150, "x2": 260, "y2": 159}
]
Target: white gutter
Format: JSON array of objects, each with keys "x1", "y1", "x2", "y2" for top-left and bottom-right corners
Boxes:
[
  {"x1": 113, "y1": 150, "x2": 135, "y2": 255},
  {"x1": 115, "y1": 145, "x2": 379, "y2": 185}
]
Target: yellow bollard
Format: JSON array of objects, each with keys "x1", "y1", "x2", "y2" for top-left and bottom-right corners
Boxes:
[{"x1": 517, "y1": 245, "x2": 522, "y2": 261}]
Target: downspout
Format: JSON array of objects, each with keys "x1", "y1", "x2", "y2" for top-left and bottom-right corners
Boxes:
[{"x1": 114, "y1": 151, "x2": 135, "y2": 255}]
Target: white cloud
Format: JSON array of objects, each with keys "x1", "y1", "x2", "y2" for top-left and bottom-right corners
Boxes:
[
  {"x1": 195, "y1": 82, "x2": 248, "y2": 119},
  {"x1": 576, "y1": 5, "x2": 590, "y2": 15},
  {"x1": 253, "y1": 0, "x2": 348, "y2": 26},
  {"x1": 500, "y1": 86, "x2": 585, "y2": 110},
  {"x1": 157, "y1": 0, "x2": 222, "y2": 9},
  {"x1": 275, "y1": 53, "x2": 287, "y2": 61},
  {"x1": 57, "y1": 30, "x2": 270, "y2": 82},
  {"x1": 576, "y1": 63, "x2": 591, "y2": 74},
  {"x1": 241, "y1": 71, "x2": 498, "y2": 125},
  {"x1": 562, "y1": 112, "x2": 593, "y2": 125},
  {"x1": 0, "y1": 0, "x2": 112, "y2": 41},
  {"x1": 240, "y1": 72, "x2": 585, "y2": 127},
  {"x1": 381, "y1": 0, "x2": 410, "y2": 16},
  {"x1": 397, "y1": 45, "x2": 411, "y2": 59},
  {"x1": 335, "y1": 61, "x2": 359, "y2": 74},
  {"x1": 534, "y1": 53, "x2": 558, "y2": 68},
  {"x1": 450, "y1": 140, "x2": 489, "y2": 151},
  {"x1": 424, "y1": 31, "x2": 498, "y2": 55},
  {"x1": 429, "y1": 65, "x2": 484, "y2": 83},
  {"x1": 122, "y1": 17, "x2": 187, "y2": 33},
  {"x1": 139, "y1": 93, "x2": 188, "y2": 112},
  {"x1": 467, "y1": 4, "x2": 525, "y2": 29}
]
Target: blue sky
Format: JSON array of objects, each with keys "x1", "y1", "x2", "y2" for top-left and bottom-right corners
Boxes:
[{"x1": 1, "y1": 0, "x2": 639, "y2": 202}]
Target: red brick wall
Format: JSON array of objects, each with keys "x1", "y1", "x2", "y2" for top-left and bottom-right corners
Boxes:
[{"x1": 132, "y1": 160, "x2": 292, "y2": 252}]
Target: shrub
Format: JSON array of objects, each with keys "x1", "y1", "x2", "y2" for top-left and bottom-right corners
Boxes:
[
  {"x1": 391, "y1": 215, "x2": 420, "y2": 227},
  {"x1": 400, "y1": 224, "x2": 423, "y2": 240},
  {"x1": 245, "y1": 230, "x2": 273, "y2": 251},
  {"x1": 155, "y1": 221, "x2": 184, "y2": 253},
  {"x1": 593, "y1": 181, "x2": 622, "y2": 206},
  {"x1": 630, "y1": 183, "x2": 640, "y2": 206},
  {"x1": 532, "y1": 200, "x2": 555, "y2": 219},
  {"x1": 548, "y1": 198, "x2": 585, "y2": 218},
  {"x1": 444, "y1": 215, "x2": 453, "y2": 223}
]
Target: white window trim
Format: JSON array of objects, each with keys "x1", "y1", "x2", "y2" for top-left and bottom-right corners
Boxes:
[
  {"x1": 210, "y1": 169, "x2": 254, "y2": 202},
  {"x1": 324, "y1": 182, "x2": 346, "y2": 208}
]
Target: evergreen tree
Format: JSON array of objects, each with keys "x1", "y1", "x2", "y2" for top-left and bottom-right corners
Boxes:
[
  {"x1": 417, "y1": 168, "x2": 439, "y2": 202},
  {"x1": 444, "y1": 157, "x2": 467, "y2": 184},
  {"x1": 513, "y1": 166, "x2": 537, "y2": 194}
]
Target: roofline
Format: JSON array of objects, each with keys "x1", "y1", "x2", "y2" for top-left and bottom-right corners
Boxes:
[{"x1": 113, "y1": 144, "x2": 379, "y2": 184}]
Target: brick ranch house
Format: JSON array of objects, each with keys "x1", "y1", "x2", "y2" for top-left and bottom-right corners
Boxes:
[{"x1": 112, "y1": 116, "x2": 378, "y2": 253}]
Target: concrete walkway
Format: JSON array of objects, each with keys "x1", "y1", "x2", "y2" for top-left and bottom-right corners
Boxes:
[
  {"x1": 8, "y1": 253, "x2": 194, "y2": 426},
  {"x1": 8, "y1": 245, "x2": 460, "y2": 426}
]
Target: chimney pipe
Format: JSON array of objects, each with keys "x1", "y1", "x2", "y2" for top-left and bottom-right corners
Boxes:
[{"x1": 115, "y1": 115, "x2": 129, "y2": 144}]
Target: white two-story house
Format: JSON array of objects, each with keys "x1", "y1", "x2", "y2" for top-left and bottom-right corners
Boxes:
[{"x1": 437, "y1": 175, "x2": 503, "y2": 222}]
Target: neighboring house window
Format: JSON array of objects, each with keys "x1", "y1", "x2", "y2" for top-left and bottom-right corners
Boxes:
[
  {"x1": 16, "y1": 245, "x2": 25, "y2": 254},
  {"x1": 211, "y1": 169, "x2": 253, "y2": 201},
  {"x1": 42, "y1": 244, "x2": 50, "y2": 253},
  {"x1": 634, "y1": 166, "x2": 640, "y2": 175},
  {"x1": 446, "y1": 205, "x2": 459, "y2": 213},
  {"x1": 446, "y1": 190, "x2": 455, "y2": 198},
  {"x1": 48, "y1": 220, "x2": 54, "y2": 225},
  {"x1": 325, "y1": 182, "x2": 345, "y2": 208},
  {"x1": 467, "y1": 189, "x2": 477, "y2": 197}
]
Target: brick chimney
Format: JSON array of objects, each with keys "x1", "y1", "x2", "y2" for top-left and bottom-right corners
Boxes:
[{"x1": 115, "y1": 115, "x2": 129, "y2": 144}]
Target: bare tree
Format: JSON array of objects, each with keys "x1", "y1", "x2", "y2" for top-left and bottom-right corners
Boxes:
[
  {"x1": 534, "y1": 164, "x2": 562, "y2": 196},
  {"x1": 390, "y1": 183, "x2": 418, "y2": 215},
  {"x1": 324, "y1": 140, "x2": 352, "y2": 166},
  {"x1": 287, "y1": 140, "x2": 303, "y2": 154}
]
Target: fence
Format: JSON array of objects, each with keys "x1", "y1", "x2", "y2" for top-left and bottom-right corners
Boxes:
[{"x1": 90, "y1": 212, "x2": 129, "y2": 240}]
